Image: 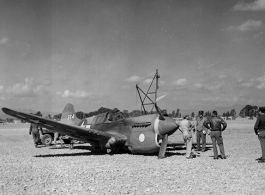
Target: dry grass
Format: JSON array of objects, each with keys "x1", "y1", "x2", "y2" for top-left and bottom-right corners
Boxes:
[{"x1": 0, "y1": 120, "x2": 265, "y2": 195}]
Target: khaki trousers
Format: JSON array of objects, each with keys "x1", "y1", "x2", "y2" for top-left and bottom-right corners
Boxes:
[
  {"x1": 196, "y1": 131, "x2": 206, "y2": 150},
  {"x1": 210, "y1": 131, "x2": 225, "y2": 158},
  {"x1": 258, "y1": 131, "x2": 265, "y2": 159},
  {"x1": 183, "y1": 131, "x2": 192, "y2": 157}
]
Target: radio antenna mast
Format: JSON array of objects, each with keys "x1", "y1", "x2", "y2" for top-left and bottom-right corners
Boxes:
[{"x1": 136, "y1": 69, "x2": 160, "y2": 114}]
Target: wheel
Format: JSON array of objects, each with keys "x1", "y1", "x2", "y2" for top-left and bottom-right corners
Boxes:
[{"x1": 41, "y1": 134, "x2": 53, "y2": 146}]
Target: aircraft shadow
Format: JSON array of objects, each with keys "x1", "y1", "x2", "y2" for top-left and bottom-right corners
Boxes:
[
  {"x1": 35, "y1": 145, "x2": 108, "y2": 157},
  {"x1": 34, "y1": 152, "x2": 100, "y2": 158},
  {"x1": 34, "y1": 145, "x2": 212, "y2": 158},
  {"x1": 35, "y1": 145, "x2": 133, "y2": 158}
]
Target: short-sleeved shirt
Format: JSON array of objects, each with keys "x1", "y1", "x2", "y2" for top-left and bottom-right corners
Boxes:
[{"x1": 196, "y1": 116, "x2": 207, "y2": 131}]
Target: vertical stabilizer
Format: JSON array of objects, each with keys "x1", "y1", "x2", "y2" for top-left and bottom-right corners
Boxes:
[{"x1": 60, "y1": 103, "x2": 81, "y2": 125}]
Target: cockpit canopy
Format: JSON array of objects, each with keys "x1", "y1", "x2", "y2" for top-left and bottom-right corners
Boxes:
[{"x1": 92, "y1": 111, "x2": 124, "y2": 126}]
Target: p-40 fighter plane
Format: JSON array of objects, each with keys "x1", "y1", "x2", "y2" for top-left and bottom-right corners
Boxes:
[
  {"x1": 2, "y1": 70, "x2": 180, "y2": 158},
  {"x1": 2, "y1": 103, "x2": 179, "y2": 158}
]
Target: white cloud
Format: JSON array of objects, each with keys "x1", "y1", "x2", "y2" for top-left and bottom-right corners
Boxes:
[
  {"x1": 0, "y1": 37, "x2": 8, "y2": 44},
  {"x1": 60, "y1": 90, "x2": 91, "y2": 99},
  {"x1": 194, "y1": 83, "x2": 222, "y2": 91},
  {"x1": 125, "y1": 75, "x2": 142, "y2": 82},
  {"x1": 143, "y1": 78, "x2": 153, "y2": 84},
  {"x1": 233, "y1": 0, "x2": 265, "y2": 11},
  {"x1": 253, "y1": 32, "x2": 264, "y2": 41},
  {"x1": 5, "y1": 77, "x2": 50, "y2": 97},
  {"x1": 240, "y1": 82, "x2": 254, "y2": 87},
  {"x1": 201, "y1": 96, "x2": 246, "y2": 104},
  {"x1": 207, "y1": 84, "x2": 223, "y2": 91},
  {"x1": 256, "y1": 75, "x2": 265, "y2": 89},
  {"x1": 6, "y1": 77, "x2": 34, "y2": 95},
  {"x1": 175, "y1": 79, "x2": 187, "y2": 86},
  {"x1": 227, "y1": 20, "x2": 262, "y2": 32},
  {"x1": 194, "y1": 83, "x2": 203, "y2": 88},
  {"x1": 0, "y1": 85, "x2": 3, "y2": 93},
  {"x1": 256, "y1": 83, "x2": 265, "y2": 89},
  {"x1": 218, "y1": 75, "x2": 227, "y2": 79},
  {"x1": 201, "y1": 96, "x2": 221, "y2": 102},
  {"x1": 33, "y1": 85, "x2": 48, "y2": 95},
  {"x1": 256, "y1": 75, "x2": 265, "y2": 83}
]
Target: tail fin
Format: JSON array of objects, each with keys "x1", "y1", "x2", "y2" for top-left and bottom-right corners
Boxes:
[{"x1": 60, "y1": 103, "x2": 81, "y2": 125}]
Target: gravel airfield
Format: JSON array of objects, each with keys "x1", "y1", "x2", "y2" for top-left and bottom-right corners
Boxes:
[{"x1": 1, "y1": 120, "x2": 265, "y2": 195}]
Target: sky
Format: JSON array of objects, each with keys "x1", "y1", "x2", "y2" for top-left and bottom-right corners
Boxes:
[{"x1": 0, "y1": 0, "x2": 265, "y2": 115}]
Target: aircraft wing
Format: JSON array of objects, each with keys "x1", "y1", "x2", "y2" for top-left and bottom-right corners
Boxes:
[{"x1": 2, "y1": 107, "x2": 126, "y2": 144}]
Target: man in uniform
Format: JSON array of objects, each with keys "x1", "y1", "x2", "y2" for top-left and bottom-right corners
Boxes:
[
  {"x1": 177, "y1": 115, "x2": 196, "y2": 159},
  {"x1": 254, "y1": 107, "x2": 265, "y2": 163},
  {"x1": 29, "y1": 112, "x2": 43, "y2": 148},
  {"x1": 204, "y1": 110, "x2": 227, "y2": 159},
  {"x1": 196, "y1": 110, "x2": 207, "y2": 152}
]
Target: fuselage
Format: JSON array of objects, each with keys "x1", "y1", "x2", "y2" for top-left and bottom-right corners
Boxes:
[{"x1": 78, "y1": 112, "x2": 178, "y2": 154}]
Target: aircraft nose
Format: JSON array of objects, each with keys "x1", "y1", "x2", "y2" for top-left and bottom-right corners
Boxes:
[{"x1": 158, "y1": 117, "x2": 179, "y2": 136}]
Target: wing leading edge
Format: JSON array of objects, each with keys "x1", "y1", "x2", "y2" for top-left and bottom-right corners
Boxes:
[{"x1": 2, "y1": 107, "x2": 127, "y2": 145}]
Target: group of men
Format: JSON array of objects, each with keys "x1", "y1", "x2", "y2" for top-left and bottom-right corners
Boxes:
[
  {"x1": 178, "y1": 107, "x2": 265, "y2": 163},
  {"x1": 177, "y1": 110, "x2": 227, "y2": 160}
]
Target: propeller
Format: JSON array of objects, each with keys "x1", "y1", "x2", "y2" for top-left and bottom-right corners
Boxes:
[
  {"x1": 157, "y1": 118, "x2": 178, "y2": 159},
  {"x1": 154, "y1": 95, "x2": 166, "y2": 121},
  {"x1": 155, "y1": 103, "x2": 165, "y2": 121},
  {"x1": 158, "y1": 134, "x2": 168, "y2": 159},
  {"x1": 156, "y1": 94, "x2": 166, "y2": 102},
  {"x1": 153, "y1": 95, "x2": 179, "y2": 159}
]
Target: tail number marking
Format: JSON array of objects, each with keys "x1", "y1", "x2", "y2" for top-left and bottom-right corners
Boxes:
[{"x1": 67, "y1": 114, "x2": 75, "y2": 120}]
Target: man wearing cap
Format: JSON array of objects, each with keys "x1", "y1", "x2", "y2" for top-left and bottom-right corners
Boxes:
[
  {"x1": 204, "y1": 110, "x2": 227, "y2": 159},
  {"x1": 196, "y1": 110, "x2": 207, "y2": 152},
  {"x1": 254, "y1": 107, "x2": 265, "y2": 163},
  {"x1": 177, "y1": 115, "x2": 196, "y2": 159}
]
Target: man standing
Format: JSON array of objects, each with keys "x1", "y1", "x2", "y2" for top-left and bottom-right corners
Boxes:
[
  {"x1": 177, "y1": 115, "x2": 196, "y2": 159},
  {"x1": 204, "y1": 110, "x2": 227, "y2": 159},
  {"x1": 29, "y1": 112, "x2": 43, "y2": 148},
  {"x1": 254, "y1": 107, "x2": 265, "y2": 163},
  {"x1": 196, "y1": 111, "x2": 207, "y2": 152},
  {"x1": 29, "y1": 123, "x2": 42, "y2": 148}
]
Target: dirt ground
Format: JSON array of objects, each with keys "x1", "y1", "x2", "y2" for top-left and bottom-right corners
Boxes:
[{"x1": 0, "y1": 120, "x2": 265, "y2": 195}]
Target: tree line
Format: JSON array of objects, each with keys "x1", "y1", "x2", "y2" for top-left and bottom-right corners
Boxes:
[
  {"x1": 239, "y1": 105, "x2": 259, "y2": 119},
  {"x1": 2, "y1": 104, "x2": 262, "y2": 122}
]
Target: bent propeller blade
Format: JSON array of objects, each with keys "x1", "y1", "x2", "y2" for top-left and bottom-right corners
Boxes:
[
  {"x1": 158, "y1": 134, "x2": 168, "y2": 159},
  {"x1": 155, "y1": 95, "x2": 166, "y2": 103}
]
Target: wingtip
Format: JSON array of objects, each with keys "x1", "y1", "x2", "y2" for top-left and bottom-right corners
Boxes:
[
  {"x1": 2, "y1": 107, "x2": 17, "y2": 116},
  {"x1": 2, "y1": 107, "x2": 9, "y2": 114}
]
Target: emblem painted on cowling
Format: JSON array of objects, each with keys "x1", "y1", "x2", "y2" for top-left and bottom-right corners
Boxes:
[{"x1": 139, "y1": 134, "x2": 145, "y2": 142}]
